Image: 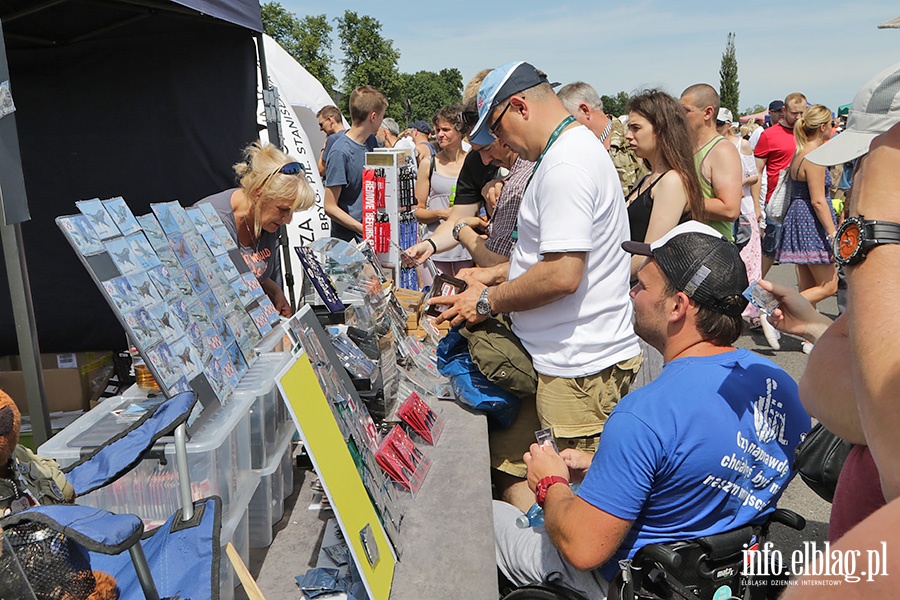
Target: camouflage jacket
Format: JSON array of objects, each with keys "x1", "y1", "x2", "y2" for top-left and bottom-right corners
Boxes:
[
  {"x1": 607, "y1": 118, "x2": 649, "y2": 197},
  {"x1": 0, "y1": 445, "x2": 75, "y2": 516}
]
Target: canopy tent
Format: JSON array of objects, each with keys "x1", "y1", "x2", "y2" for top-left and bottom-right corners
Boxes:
[{"x1": 0, "y1": 0, "x2": 262, "y2": 359}]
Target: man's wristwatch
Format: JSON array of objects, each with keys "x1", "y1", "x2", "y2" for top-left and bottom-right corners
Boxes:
[
  {"x1": 475, "y1": 288, "x2": 493, "y2": 317},
  {"x1": 535, "y1": 476, "x2": 569, "y2": 508},
  {"x1": 833, "y1": 215, "x2": 900, "y2": 266},
  {"x1": 452, "y1": 221, "x2": 471, "y2": 241}
]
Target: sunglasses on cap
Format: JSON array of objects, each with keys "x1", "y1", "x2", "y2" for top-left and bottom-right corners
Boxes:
[
  {"x1": 260, "y1": 161, "x2": 304, "y2": 189},
  {"x1": 461, "y1": 109, "x2": 479, "y2": 128}
]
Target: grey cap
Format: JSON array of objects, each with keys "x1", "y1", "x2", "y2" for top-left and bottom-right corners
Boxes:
[{"x1": 807, "y1": 61, "x2": 900, "y2": 166}]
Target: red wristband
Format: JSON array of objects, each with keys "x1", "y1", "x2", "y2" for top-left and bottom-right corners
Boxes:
[{"x1": 535, "y1": 475, "x2": 569, "y2": 508}]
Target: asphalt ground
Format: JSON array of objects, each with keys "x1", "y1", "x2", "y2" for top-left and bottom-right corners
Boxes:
[{"x1": 238, "y1": 262, "x2": 833, "y2": 599}]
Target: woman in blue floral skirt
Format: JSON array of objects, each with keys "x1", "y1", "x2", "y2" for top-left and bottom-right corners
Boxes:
[{"x1": 776, "y1": 104, "x2": 838, "y2": 314}]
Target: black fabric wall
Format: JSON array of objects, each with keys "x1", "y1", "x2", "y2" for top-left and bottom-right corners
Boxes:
[{"x1": 0, "y1": 18, "x2": 260, "y2": 355}]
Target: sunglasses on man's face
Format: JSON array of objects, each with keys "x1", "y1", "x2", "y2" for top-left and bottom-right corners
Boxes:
[
  {"x1": 489, "y1": 102, "x2": 512, "y2": 135},
  {"x1": 261, "y1": 161, "x2": 304, "y2": 190}
]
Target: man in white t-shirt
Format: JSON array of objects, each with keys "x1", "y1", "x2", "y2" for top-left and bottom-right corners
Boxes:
[{"x1": 432, "y1": 61, "x2": 642, "y2": 506}]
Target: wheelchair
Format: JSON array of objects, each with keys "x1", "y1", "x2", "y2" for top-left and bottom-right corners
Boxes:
[{"x1": 500, "y1": 508, "x2": 806, "y2": 600}]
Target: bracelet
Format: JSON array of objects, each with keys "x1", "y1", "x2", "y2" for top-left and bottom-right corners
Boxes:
[{"x1": 425, "y1": 238, "x2": 437, "y2": 254}]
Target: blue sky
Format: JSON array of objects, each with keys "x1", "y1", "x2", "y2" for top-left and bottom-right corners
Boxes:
[{"x1": 279, "y1": 0, "x2": 898, "y2": 113}]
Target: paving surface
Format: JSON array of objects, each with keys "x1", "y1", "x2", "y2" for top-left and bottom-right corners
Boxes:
[{"x1": 237, "y1": 263, "x2": 833, "y2": 599}]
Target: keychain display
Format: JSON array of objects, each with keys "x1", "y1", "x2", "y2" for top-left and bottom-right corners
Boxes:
[
  {"x1": 397, "y1": 392, "x2": 444, "y2": 445},
  {"x1": 375, "y1": 425, "x2": 431, "y2": 494}
]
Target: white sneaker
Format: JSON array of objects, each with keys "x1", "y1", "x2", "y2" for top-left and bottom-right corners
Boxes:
[
  {"x1": 760, "y1": 316, "x2": 781, "y2": 350},
  {"x1": 802, "y1": 341, "x2": 814, "y2": 355}
]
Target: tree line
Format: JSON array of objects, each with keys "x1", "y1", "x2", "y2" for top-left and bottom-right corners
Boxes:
[
  {"x1": 262, "y1": 3, "x2": 462, "y2": 126},
  {"x1": 263, "y1": 7, "x2": 753, "y2": 125}
]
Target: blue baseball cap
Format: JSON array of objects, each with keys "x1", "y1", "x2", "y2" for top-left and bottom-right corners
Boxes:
[
  {"x1": 469, "y1": 61, "x2": 549, "y2": 146},
  {"x1": 413, "y1": 120, "x2": 432, "y2": 134}
]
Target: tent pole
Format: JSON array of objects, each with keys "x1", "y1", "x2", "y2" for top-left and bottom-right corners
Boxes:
[
  {"x1": 256, "y1": 33, "x2": 297, "y2": 312},
  {"x1": 0, "y1": 222, "x2": 51, "y2": 445},
  {"x1": 0, "y1": 19, "x2": 51, "y2": 446}
]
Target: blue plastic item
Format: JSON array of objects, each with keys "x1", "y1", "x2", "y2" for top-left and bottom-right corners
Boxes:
[{"x1": 436, "y1": 329, "x2": 520, "y2": 430}]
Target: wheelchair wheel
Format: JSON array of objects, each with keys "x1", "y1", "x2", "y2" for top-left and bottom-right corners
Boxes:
[{"x1": 501, "y1": 584, "x2": 590, "y2": 600}]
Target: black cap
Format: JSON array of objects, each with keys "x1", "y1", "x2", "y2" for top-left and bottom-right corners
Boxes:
[{"x1": 622, "y1": 221, "x2": 749, "y2": 316}]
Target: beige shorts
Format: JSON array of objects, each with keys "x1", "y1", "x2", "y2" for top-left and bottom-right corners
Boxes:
[
  {"x1": 537, "y1": 354, "x2": 643, "y2": 439},
  {"x1": 489, "y1": 354, "x2": 642, "y2": 478}
]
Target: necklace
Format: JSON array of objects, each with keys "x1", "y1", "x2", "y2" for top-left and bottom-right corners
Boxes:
[{"x1": 242, "y1": 214, "x2": 260, "y2": 251}]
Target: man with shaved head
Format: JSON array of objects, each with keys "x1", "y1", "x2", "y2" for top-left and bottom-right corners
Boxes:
[{"x1": 680, "y1": 84, "x2": 742, "y2": 242}]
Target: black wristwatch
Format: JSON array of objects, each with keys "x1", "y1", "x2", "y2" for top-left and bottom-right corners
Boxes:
[
  {"x1": 833, "y1": 215, "x2": 900, "y2": 266},
  {"x1": 452, "y1": 222, "x2": 471, "y2": 242}
]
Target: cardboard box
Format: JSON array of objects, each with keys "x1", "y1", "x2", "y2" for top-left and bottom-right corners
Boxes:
[{"x1": 0, "y1": 351, "x2": 113, "y2": 414}]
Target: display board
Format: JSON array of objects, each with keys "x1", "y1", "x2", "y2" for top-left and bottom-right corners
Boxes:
[
  {"x1": 57, "y1": 197, "x2": 283, "y2": 421},
  {"x1": 277, "y1": 345, "x2": 396, "y2": 600}
]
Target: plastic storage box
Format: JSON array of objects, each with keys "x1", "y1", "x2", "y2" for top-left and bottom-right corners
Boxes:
[
  {"x1": 231, "y1": 352, "x2": 292, "y2": 469},
  {"x1": 248, "y1": 423, "x2": 294, "y2": 548},
  {"x1": 40, "y1": 391, "x2": 254, "y2": 529},
  {"x1": 219, "y1": 469, "x2": 260, "y2": 600}
]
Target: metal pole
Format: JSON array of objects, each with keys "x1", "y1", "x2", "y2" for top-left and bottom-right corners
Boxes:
[
  {"x1": 127, "y1": 543, "x2": 161, "y2": 600},
  {"x1": 0, "y1": 222, "x2": 50, "y2": 445},
  {"x1": 256, "y1": 33, "x2": 297, "y2": 312},
  {"x1": 174, "y1": 422, "x2": 194, "y2": 522}
]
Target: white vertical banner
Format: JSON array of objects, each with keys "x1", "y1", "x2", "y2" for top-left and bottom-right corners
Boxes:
[{"x1": 256, "y1": 35, "x2": 337, "y2": 304}]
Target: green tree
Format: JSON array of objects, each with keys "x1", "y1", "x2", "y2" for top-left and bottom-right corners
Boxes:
[
  {"x1": 336, "y1": 11, "x2": 402, "y2": 118},
  {"x1": 260, "y1": 4, "x2": 337, "y2": 94},
  {"x1": 396, "y1": 69, "x2": 463, "y2": 125},
  {"x1": 742, "y1": 104, "x2": 766, "y2": 118},
  {"x1": 719, "y1": 32, "x2": 740, "y2": 119},
  {"x1": 600, "y1": 91, "x2": 631, "y2": 117}
]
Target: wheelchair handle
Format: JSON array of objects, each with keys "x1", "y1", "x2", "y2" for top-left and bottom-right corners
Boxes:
[
  {"x1": 769, "y1": 508, "x2": 806, "y2": 531},
  {"x1": 639, "y1": 543, "x2": 683, "y2": 570}
]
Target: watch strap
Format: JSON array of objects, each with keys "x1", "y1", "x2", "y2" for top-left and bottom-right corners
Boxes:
[
  {"x1": 452, "y1": 221, "x2": 470, "y2": 241},
  {"x1": 535, "y1": 475, "x2": 569, "y2": 507},
  {"x1": 865, "y1": 220, "x2": 900, "y2": 245}
]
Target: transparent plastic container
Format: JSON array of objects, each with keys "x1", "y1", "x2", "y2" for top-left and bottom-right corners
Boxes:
[
  {"x1": 219, "y1": 469, "x2": 260, "y2": 599},
  {"x1": 231, "y1": 352, "x2": 292, "y2": 469},
  {"x1": 248, "y1": 423, "x2": 294, "y2": 548}
]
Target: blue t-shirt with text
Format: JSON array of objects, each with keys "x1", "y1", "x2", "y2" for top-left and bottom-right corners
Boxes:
[{"x1": 576, "y1": 348, "x2": 810, "y2": 581}]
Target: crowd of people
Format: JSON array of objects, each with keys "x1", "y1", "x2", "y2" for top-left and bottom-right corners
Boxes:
[{"x1": 239, "y1": 57, "x2": 900, "y2": 596}]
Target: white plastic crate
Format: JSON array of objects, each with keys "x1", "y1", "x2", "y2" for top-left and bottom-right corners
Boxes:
[
  {"x1": 219, "y1": 470, "x2": 260, "y2": 600},
  {"x1": 248, "y1": 423, "x2": 294, "y2": 548},
  {"x1": 231, "y1": 352, "x2": 292, "y2": 469},
  {"x1": 40, "y1": 391, "x2": 254, "y2": 529}
]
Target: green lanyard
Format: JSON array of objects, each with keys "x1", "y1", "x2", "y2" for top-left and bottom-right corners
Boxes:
[{"x1": 512, "y1": 115, "x2": 576, "y2": 242}]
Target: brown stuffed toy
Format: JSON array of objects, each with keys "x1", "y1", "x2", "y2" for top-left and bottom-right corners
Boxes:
[
  {"x1": 0, "y1": 388, "x2": 76, "y2": 515},
  {"x1": 0, "y1": 388, "x2": 120, "y2": 599}
]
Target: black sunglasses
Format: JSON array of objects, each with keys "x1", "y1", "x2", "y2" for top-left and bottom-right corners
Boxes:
[
  {"x1": 489, "y1": 102, "x2": 512, "y2": 134},
  {"x1": 461, "y1": 109, "x2": 479, "y2": 127},
  {"x1": 260, "y1": 161, "x2": 304, "y2": 189}
]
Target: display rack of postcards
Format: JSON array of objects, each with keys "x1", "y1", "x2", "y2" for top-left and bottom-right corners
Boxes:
[
  {"x1": 57, "y1": 197, "x2": 283, "y2": 424},
  {"x1": 283, "y1": 307, "x2": 405, "y2": 549}
]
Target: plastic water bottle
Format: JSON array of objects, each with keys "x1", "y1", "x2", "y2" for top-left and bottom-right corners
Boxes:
[{"x1": 515, "y1": 503, "x2": 544, "y2": 528}]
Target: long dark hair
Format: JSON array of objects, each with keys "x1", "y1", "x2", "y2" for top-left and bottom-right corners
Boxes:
[{"x1": 627, "y1": 90, "x2": 706, "y2": 223}]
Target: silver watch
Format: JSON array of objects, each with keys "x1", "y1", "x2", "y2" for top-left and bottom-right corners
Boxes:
[
  {"x1": 476, "y1": 288, "x2": 493, "y2": 317},
  {"x1": 452, "y1": 221, "x2": 471, "y2": 241}
]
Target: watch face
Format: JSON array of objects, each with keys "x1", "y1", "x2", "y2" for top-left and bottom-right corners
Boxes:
[{"x1": 835, "y1": 218, "x2": 863, "y2": 266}]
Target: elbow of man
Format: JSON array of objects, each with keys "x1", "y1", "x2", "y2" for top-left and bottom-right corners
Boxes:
[{"x1": 557, "y1": 542, "x2": 606, "y2": 572}]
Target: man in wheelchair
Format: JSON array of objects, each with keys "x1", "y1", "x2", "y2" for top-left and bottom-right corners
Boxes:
[{"x1": 493, "y1": 222, "x2": 811, "y2": 599}]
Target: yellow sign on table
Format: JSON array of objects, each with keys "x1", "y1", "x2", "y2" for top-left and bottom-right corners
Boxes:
[{"x1": 277, "y1": 352, "x2": 395, "y2": 600}]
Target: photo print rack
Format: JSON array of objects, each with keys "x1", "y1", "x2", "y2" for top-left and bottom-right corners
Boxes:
[
  {"x1": 57, "y1": 197, "x2": 283, "y2": 428},
  {"x1": 281, "y1": 306, "x2": 405, "y2": 548}
]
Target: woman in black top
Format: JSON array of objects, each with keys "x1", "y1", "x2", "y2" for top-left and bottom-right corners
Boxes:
[{"x1": 624, "y1": 90, "x2": 705, "y2": 280}]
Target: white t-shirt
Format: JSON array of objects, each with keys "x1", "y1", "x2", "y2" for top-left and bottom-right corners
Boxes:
[
  {"x1": 508, "y1": 125, "x2": 639, "y2": 377},
  {"x1": 393, "y1": 137, "x2": 418, "y2": 172}
]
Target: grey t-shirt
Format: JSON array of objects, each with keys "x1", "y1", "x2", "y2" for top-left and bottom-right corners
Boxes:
[
  {"x1": 325, "y1": 133, "x2": 378, "y2": 241},
  {"x1": 196, "y1": 189, "x2": 280, "y2": 283}
]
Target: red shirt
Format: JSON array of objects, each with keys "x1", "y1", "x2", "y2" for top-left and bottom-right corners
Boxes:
[{"x1": 754, "y1": 123, "x2": 796, "y2": 203}]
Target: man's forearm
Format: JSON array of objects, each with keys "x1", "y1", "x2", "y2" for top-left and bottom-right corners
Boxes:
[
  {"x1": 490, "y1": 254, "x2": 584, "y2": 314},
  {"x1": 457, "y1": 225, "x2": 507, "y2": 267}
]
